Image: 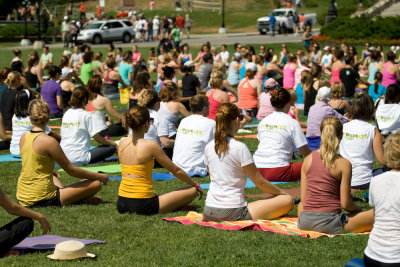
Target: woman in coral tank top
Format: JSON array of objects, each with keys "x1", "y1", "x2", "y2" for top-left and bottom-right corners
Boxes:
[
  {"x1": 206, "y1": 71, "x2": 229, "y2": 120},
  {"x1": 237, "y1": 62, "x2": 262, "y2": 118}
]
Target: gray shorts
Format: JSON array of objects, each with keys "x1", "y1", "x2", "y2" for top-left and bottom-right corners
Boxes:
[
  {"x1": 203, "y1": 206, "x2": 252, "y2": 222},
  {"x1": 298, "y1": 211, "x2": 348, "y2": 234}
]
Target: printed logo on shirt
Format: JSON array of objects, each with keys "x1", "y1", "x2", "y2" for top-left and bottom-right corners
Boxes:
[
  {"x1": 343, "y1": 132, "x2": 369, "y2": 141},
  {"x1": 62, "y1": 122, "x2": 81, "y2": 128},
  {"x1": 260, "y1": 123, "x2": 287, "y2": 131},
  {"x1": 13, "y1": 120, "x2": 32, "y2": 127},
  {"x1": 177, "y1": 128, "x2": 203, "y2": 135},
  {"x1": 376, "y1": 115, "x2": 395, "y2": 122}
]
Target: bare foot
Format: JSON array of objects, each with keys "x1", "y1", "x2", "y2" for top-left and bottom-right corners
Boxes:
[
  {"x1": 3, "y1": 250, "x2": 20, "y2": 257},
  {"x1": 81, "y1": 196, "x2": 102, "y2": 205}
]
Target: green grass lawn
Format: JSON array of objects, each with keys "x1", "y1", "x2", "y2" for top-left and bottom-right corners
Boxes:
[
  {"x1": 0, "y1": 41, "x2": 378, "y2": 265},
  {"x1": 0, "y1": 102, "x2": 374, "y2": 266}
]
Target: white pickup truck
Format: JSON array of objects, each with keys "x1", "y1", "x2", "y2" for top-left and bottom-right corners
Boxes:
[{"x1": 257, "y1": 8, "x2": 317, "y2": 35}]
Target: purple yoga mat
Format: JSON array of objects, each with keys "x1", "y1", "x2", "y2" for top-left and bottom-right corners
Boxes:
[{"x1": 12, "y1": 235, "x2": 106, "y2": 250}]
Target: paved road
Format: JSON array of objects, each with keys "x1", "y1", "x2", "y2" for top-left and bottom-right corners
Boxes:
[{"x1": 4, "y1": 29, "x2": 320, "y2": 50}]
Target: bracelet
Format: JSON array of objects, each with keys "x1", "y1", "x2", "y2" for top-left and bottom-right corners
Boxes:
[{"x1": 194, "y1": 183, "x2": 200, "y2": 189}]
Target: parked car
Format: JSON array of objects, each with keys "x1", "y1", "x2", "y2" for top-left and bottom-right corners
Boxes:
[
  {"x1": 257, "y1": 8, "x2": 317, "y2": 35},
  {"x1": 77, "y1": 19, "x2": 134, "y2": 44}
]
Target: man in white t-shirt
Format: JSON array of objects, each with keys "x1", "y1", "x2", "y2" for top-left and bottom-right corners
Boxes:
[
  {"x1": 153, "y1": 15, "x2": 160, "y2": 39},
  {"x1": 173, "y1": 95, "x2": 215, "y2": 177},
  {"x1": 321, "y1": 46, "x2": 332, "y2": 69}
]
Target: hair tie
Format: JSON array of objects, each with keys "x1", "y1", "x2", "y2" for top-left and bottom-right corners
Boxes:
[{"x1": 23, "y1": 89, "x2": 30, "y2": 99}]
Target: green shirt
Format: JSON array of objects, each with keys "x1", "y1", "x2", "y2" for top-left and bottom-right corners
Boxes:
[
  {"x1": 41, "y1": 52, "x2": 53, "y2": 65},
  {"x1": 81, "y1": 63, "x2": 93, "y2": 85},
  {"x1": 171, "y1": 28, "x2": 180, "y2": 42}
]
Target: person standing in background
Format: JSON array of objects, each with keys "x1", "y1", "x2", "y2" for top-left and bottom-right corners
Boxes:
[
  {"x1": 147, "y1": 18, "x2": 153, "y2": 42},
  {"x1": 185, "y1": 14, "x2": 192, "y2": 39},
  {"x1": 61, "y1": 16, "x2": 70, "y2": 48},
  {"x1": 150, "y1": 0, "x2": 155, "y2": 10},
  {"x1": 269, "y1": 13, "x2": 276, "y2": 37},
  {"x1": 176, "y1": 14, "x2": 185, "y2": 39},
  {"x1": 153, "y1": 15, "x2": 160, "y2": 40}
]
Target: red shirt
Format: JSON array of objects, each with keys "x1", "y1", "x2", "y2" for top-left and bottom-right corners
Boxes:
[
  {"x1": 80, "y1": 5, "x2": 86, "y2": 12},
  {"x1": 176, "y1": 16, "x2": 185, "y2": 28},
  {"x1": 97, "y1": 7, "x2": 101, "y2": 17}
]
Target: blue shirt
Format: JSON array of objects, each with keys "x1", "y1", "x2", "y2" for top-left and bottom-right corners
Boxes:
[
  {"x1": 118, "y1": 62, "x2": 133, "y2": 86},
  {"x1": 295, "y1": 83, "x2": 304, "y2": 105},
  {"x1": 270, "y1": 15, "x2": 276, "y2": 25},
  {"x1": 368, "y1": 84, "x2": 386, "y2": 102}
]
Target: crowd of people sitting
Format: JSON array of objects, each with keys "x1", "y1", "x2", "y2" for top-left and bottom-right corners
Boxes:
[{"x1": 0, "y1": 40, "x2": 400, "y2": 265}]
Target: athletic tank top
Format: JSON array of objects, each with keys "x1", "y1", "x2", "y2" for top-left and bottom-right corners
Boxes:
[
  {"x1": 104, "y1": 69, "x2": 118, "y2": 86},
  {"x1": 381, "y1": 62, "x2": 397, "y2": 88},
  {"x1": 25, "y1": 71, "x2": 39, "y2": 88},
  {"x1": 283, "y1": 62, "x2": 296, "y2": 89},
  {"x1": 227, "y1": 61, "x2": 240, "y2": 86},
  {"x1": 207, "y1": 90, "x2": 222, "y2": 120},
  {"x1": 330, "y1": 67, "x2": 342, "y2": 84},
  {"x1": 158, "y1": 102, "x2": 178, "y2": 137},
  {"x1": 239, "y1": 60, "x2": 248, "y2": 80},
  {"x1": 302, "y1": 151, "x2": 341, "y2": 213},
  {"x1": 237, "y1": 78, "x2": 258, "y2": 109},
  {"x1": 368, "y1": 62, "x2": 379, "y2": 83},
  {"x1": 80, "y1": 63, "x2": 93, "y2": 85},
  {"x1": 17, "y1": 132, "x2": 56, "y2": 206},
  {"x1": 118, "y1": 140, "x2": 155, "y2": 199}
]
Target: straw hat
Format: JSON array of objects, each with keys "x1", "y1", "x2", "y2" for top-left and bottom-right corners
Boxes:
[{"x1": 47, "y1": 240, "x2": 96, "y2": 260}]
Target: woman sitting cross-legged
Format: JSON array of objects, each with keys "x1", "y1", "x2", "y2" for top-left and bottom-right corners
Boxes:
[
  {"x1": 254, "y1": 88, "x2": 311, "y2": 182},
  {"x1": 203, "y1": 103, "x2": 293, "y2": 222},
  {"x1": 117, "y1": 106, "x2": 203, "y2": 215},
  {"x1": 340, "y1": 92, "x2": 386, "y2": 190},
  {"x1": 86, "y1": 75, "x2": 127, "y2": 137},
  {"x1": 297, "y1": 117, "x2": 374, "y2": 234},
  {"x1": 16, "y1": 99, "x2": 109, "y2": 208},
  {"x1": 60, "y1": 86, "x2": 117, "y2": 165},
  {"x1": 363, "y1": 133, "x2": 400, "y2": 266}
]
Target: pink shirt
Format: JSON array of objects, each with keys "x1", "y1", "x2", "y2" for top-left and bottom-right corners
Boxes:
[
  {"x1": 381, "y1": 62, "x2": 398, "y2": 88},
  {"x1": 257, "y1": 92, "x2": 275, "y2": 120},
  {"x1": 294, "y1": 66, "x2": 310, "y2": 88},
  {"x1": 132, "y1": 52, "x2": 142, "y2": 63},
  {"x1": 283, "y1": 62, "x2": 296, "y2": 89}
]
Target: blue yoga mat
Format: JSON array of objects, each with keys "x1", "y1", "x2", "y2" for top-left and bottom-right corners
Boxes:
[
  {"x1": 0, "y1": 154, "x2": 21, "y2": 162},
  {"x1": 200, "y1": 178, "x2": 288, "y2": 190},
  {"x1": 110, "y1": 172, "x2": 176, "y2": 181}
]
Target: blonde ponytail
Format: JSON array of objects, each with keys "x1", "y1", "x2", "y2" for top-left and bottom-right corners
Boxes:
[{"x1": 319, "y1": 117, "x2": 343, "y2": 168}]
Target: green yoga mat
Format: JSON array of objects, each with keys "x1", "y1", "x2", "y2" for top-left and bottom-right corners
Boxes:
[{"x1": 59, "y1": 164, "x2": 121, "y2": 173}]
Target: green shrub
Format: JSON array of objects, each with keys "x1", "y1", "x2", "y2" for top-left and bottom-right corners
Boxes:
[
  {"x1": 0, "y1": 24, "x2": 39, "y2": 37},
  {"x1": 321, "y1": 15, "x2": 400, "y2": 39},
  {"x1": 106, "y1": 10, "x2": 118, "y2": 18},
  {"x1": 304, "y1": 0, "x2": 318, "y2": 8}
]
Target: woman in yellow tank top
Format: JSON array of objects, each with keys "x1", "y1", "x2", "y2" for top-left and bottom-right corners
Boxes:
[
  {"x1": 117, "y1": 106, "x2": 203, "y2": 215},
  {"x1": 16, "y1": 99, "x2": 109, "y2": 207}
]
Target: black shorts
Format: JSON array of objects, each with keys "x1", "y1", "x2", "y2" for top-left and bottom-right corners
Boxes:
[
  {"x1": 29, "y1": 189, "x2": 61, "y2": 208},
  {"x1": 117, "y1": 195, "x2": 159, "y2": 216}
]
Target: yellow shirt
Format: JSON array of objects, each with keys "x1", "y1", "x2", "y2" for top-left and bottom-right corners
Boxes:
[
  {"x1": 17, "y1": 132, "x2": 56, "y2": 206},
  {"x1": 118, "y1": 139, "x2": 155, "y2": 199}
]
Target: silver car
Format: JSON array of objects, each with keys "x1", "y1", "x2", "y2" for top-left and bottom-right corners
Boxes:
[{"x1": 77, "y1": 19, "x2": 134, "y2": 44}]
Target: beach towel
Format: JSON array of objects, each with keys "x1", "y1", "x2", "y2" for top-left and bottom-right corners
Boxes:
[
  {"x1": 200, "y1": 178, "x2": 288, "y2": 190},
  {"x1": 164, "y1": 212, "x2": 369, "y2": 238},
  {"x1": 12, "y1": 235, "x2": 106, "y2": 250},
  {"x1": 109, "y1": 172, "x2": 175, "y2": 181}
]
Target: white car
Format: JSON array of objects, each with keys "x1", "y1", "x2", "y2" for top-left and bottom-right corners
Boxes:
[
  {"x1": 257, "y1": 8, "x2": 317, "y2": 35},
  {"x1": 77, "y1": 19, "x2": 135, "y2": 44}
]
